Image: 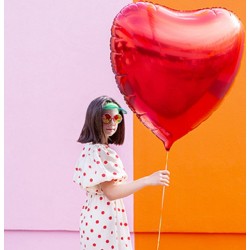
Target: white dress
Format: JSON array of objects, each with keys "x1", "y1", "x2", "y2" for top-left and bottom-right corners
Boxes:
[{"x1": 73, "y1": 143, "x2": 133, "y2": 250}]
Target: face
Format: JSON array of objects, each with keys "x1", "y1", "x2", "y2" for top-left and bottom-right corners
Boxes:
[{"x1": 102, "y1": 109, "x2": 122, "y2": 143}]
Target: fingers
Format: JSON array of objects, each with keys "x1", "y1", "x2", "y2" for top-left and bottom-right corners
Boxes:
[
  {"x1": 160, "y1": 170, "x2": 170, "y2": 175},
  {"x1": 160, "y1": 175, "x2": 169, "y2": 181},
  {"x1": 160, "y1": 171, "x2": 170, "y2": 186},
  {"x1": 160, "y1": 170, "x2": 170, "y2": 180},
  {"x1": 160, "y1": 177, "x2": 170, "y2": 186},
  {"x1": 148, "y1": 169, "x2": 171, "y2": 186}
]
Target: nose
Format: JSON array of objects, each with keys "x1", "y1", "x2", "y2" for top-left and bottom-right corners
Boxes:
[{"x1": 110, "y1": 119, "x2": 116, "y2": 126}]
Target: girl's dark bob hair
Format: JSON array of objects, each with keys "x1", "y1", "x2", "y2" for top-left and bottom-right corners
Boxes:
[{"x1": 77, "y1": 96, "x2": 125, "y2": 145}]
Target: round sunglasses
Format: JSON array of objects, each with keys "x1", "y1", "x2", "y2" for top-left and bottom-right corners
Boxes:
[{"x1": 102, "y1": 113, "x2": 123, "y2": 124}]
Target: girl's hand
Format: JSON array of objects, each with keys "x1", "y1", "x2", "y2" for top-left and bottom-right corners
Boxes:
[{"x1": 145, "y1": 170, "x2": 170, "y2": 186}]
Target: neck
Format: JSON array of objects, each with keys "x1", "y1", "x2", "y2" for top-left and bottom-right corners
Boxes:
[{"x1": 101, "y1": 136, "x2": 108, "y2": 145}]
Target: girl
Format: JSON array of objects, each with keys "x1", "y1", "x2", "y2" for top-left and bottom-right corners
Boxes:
[{"x1": 73, "y1": 96, "x2": 170, "y2": 250}]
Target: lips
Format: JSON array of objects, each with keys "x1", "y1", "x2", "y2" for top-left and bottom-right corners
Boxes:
[{"x1": 106, "y1": 128, "x2": 115, "y2": 131}]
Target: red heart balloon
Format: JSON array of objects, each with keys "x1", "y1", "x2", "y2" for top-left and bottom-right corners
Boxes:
[{"x1": 110, "y1": 2, "x2": 244, "y2": 150}]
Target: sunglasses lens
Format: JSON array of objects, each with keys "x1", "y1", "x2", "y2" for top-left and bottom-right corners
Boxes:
[
  {"x1": 114, "y1": 114, "x2": 122, "y2": 124},
  {"x1": 102, "y1": 114, "x2": 112, "y2": 124}
]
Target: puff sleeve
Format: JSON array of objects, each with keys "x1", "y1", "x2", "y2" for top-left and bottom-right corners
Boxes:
[{"x1": 73, "y1": 143, "x2": 128, "y2": 189}]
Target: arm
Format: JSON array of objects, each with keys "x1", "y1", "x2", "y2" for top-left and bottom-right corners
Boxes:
[{"x1": 101, "y1": 170, "x2": 170, "y2": 201}]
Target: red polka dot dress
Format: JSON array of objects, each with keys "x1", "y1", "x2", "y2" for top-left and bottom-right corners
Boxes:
[{"x1": 73, "y1": 143, "x2": 133, "y2": 250}]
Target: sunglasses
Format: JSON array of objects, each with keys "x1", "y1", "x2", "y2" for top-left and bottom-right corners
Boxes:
[{"x1": 102, "y1": 113, "x2": 123, "y2": 124}]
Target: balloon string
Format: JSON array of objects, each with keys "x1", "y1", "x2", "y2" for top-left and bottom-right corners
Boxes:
[{"x1": 156, "y1": 151, "x2": 169, "y2": 250}]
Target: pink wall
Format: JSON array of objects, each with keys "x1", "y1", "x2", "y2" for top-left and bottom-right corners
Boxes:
[{"x1": 5, "y1": 0, "x2": 132, "y2": 248}]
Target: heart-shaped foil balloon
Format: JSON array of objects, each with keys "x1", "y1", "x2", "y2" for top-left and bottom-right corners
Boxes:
[{"x1": 110, "y1": 2, "x2": 244, "y2": 150}]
